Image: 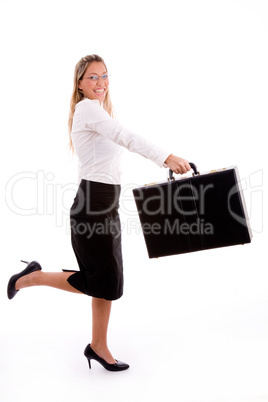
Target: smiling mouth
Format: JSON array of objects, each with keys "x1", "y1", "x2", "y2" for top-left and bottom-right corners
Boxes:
[{"x1": 94, "y1": 89, "x2": 105, "y2": 94}]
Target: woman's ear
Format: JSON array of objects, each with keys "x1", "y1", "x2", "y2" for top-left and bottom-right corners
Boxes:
[{"x1": 78, "y1": 81, "x2": 83, "y2": 92}]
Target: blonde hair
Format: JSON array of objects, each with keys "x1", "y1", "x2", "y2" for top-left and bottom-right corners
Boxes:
[{"x1": 68, "y1": 54, "x2": 114, "y2": 151}]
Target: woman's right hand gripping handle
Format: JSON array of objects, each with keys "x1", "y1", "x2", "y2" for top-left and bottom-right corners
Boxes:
[{"x1": 164, "y1": 154, "x2": 192, "y2": 174}]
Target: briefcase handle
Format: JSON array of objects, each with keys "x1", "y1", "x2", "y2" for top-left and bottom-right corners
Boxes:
[{"x1": 169, "y1": 162, "x2": 199, "y2": 181}]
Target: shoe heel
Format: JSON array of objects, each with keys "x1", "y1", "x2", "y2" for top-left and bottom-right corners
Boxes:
[
  {"x1": 86, "y1": 357, "x2": 91, "y2": 369},
  {"x1": 20, "y1": 260, "x2": 29, "y2": 265}
]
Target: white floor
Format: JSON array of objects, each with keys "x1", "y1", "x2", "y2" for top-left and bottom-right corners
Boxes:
[{"x1": 1, "y1": 231, "x2": 268, "y2": 402}]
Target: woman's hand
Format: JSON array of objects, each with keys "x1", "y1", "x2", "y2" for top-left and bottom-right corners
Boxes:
[{"x1": 164, "y1": 154, "x2": 191, "y2": 174}]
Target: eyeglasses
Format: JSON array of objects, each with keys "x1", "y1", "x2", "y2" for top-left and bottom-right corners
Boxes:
[{"x1": 83, "y1": 74, "x2": 110, "y2": 81}]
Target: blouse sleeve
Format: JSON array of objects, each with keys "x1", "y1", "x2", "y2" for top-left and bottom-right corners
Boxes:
[{"x1": 78, "y1": 99, "x2": 170, "y2": 168}]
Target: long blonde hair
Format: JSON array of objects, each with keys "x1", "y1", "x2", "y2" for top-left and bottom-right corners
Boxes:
[{"x1": 68, "y1": 54, "x2": 114, "y2": 151}]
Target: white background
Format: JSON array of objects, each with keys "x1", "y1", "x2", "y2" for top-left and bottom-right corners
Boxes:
[{"x1": 0, "y1": 0, "x2": 267, "y2": 401}]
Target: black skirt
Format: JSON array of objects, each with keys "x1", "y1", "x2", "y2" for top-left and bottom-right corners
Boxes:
[{"x1": 68, "y1": 179, "x2": 123, "y2": 301}]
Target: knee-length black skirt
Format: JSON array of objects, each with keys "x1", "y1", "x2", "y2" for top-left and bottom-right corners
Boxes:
[{"x1": 68, "y1": 179, "x2": 123, "y2": 301}]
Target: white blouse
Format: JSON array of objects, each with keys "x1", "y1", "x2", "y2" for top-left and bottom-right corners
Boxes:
[{"x1": 71, "y1": 98, "x2": 170, "y2": 185}]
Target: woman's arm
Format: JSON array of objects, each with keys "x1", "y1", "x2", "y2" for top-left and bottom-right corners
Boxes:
[{"x1": 78, "y1": 99, "x2": 191, "y2": 172}]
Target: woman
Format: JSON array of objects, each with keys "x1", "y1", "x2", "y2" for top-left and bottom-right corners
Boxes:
[{"x1": 7, "y1": 54, "x2": 191, "y2": 372}]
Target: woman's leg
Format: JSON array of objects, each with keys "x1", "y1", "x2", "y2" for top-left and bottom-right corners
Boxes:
[
  {"x1": 16, "y1": 272, "x2": 115, "y2": 363},
  {"x1": 15, "y1": 271, "x2": 83, "y2": 294},
  {"x1": 90, "y1": 297, "x2": 116, "y2": 364}
]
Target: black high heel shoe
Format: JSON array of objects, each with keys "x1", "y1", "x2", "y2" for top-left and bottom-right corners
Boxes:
[
  {"x1": 7, "y1": 260, "x2": 42, "y2": 300},
  {"x1": 84, "y1": 344, "x2": 129, "y2": 372}
]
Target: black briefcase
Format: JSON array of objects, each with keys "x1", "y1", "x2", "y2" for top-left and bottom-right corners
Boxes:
[{"x1": 132, "y1": 163, "x2": 252, "y2": 258}]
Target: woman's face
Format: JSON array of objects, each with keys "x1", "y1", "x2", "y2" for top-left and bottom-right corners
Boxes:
[{"x1": 78, "y1": 62, "x2": 109, "y2": 103}]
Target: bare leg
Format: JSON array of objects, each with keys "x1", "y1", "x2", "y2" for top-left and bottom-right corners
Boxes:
[
  {"x1": 90, "y1": 298, "x2": 116, "y2": 364},
  {"x1": 15, "y1": 271, "x2": 83, "y2": 294},
  {"x1": 16, "y1": 272, "x2": 115, "y2": 363}
]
